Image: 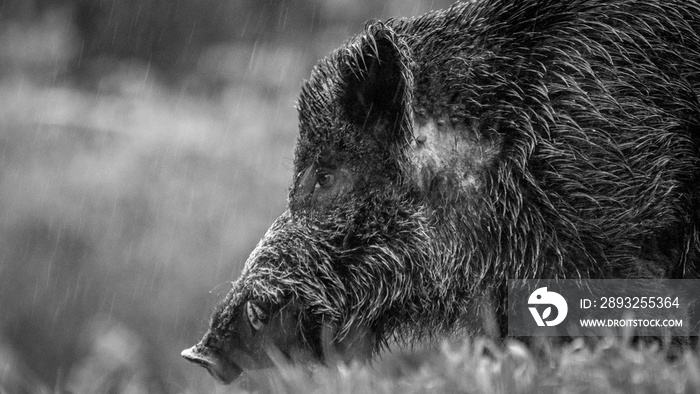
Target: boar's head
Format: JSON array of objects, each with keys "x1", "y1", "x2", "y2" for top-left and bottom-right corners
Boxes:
[{"x1": 183, "y1": 22, "x2": 497, "y2": 383}]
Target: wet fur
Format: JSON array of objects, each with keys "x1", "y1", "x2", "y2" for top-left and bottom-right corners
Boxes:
[{"x1": 201, "y1": 0, "x2": 700, "y2": 369}]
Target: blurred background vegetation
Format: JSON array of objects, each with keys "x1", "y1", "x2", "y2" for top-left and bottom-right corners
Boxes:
[{"x1": 0, "y1": 0, "x2": 456, "y2": 392}]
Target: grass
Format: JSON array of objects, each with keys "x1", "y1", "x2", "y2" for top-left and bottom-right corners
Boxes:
[{"x1": 191, "y1": 337, "x2": 700, "y2": 394}]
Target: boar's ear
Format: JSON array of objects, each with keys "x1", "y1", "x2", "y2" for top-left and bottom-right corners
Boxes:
[{"x1": 338, "y1": 23, "x2": 411, "y2": 143}]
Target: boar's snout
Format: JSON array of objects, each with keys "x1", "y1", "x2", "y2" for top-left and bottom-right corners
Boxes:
[
  {"x1": 183, "y1": 299, "x2": 306, "y2": 383},
  {"x1": 181, "y1": 344, "x2": 242, "y2": 384}
]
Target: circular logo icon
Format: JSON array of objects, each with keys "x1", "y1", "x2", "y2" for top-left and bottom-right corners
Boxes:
[{"x1": 528, "y1": 287, "x2": 568, "y2": 327}]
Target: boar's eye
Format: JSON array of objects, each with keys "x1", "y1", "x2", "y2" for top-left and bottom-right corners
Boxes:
[
  {"x1": 315, "y1": 169, "x2": 335, "y2": 189},
  {"x1": 292, "y1": 165, "x2": 351, "y2": 204},
  {"x1": 246, "y1": 301, "x2": 268, "y2": 332}
]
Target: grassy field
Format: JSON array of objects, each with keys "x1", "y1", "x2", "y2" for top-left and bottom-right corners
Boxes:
[
  {"x1": 1, "y1": 3, "x2": 700, "y2": 393},
  {"x1": 226, "y1": 337, "x2": 700, "y2": 394}
]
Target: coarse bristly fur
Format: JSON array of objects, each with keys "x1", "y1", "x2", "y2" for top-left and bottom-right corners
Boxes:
[{"x1": 183, "y1": 0, "x2": 700, "y2": 384}]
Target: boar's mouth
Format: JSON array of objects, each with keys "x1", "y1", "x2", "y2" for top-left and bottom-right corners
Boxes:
[{"x1": 181, "y1": 345, "x2": 242, "y2": 384}]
